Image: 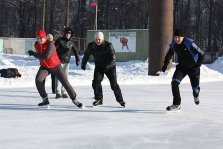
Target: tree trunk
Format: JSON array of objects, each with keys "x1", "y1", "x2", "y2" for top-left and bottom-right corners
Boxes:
[
  {"x1": 65, "y1": 0, "x2": 69, "y2": 27},
  {"x1": 149, "y1": 0, "x2": 173, "y2": 75},
  {"x1": 41, "y1": 0, "x2": 46, "y2": 29}
]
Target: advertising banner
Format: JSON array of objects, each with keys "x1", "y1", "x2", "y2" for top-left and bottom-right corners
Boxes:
[{"x1": 109, "y1": 32, "x2": 136, "y2": 52}]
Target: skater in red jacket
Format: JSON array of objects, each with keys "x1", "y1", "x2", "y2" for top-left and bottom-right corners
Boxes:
[{"x1": 28, "y1": 29, "x2": 84, "y2": 108}]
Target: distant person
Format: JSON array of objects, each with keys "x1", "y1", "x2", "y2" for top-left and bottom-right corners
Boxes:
[
  {"x1": 81, "y1": 31, "x2": 126, "y2": 107},
  {"x1": 161, "y1": 29, "x2": 204, "y2": 111},
  {"x1": 28, "y1": 29, "x2": 84, "y2": 108},
  {"x1": 54, "y1": 27, "x2": 80, "y2": 99}
]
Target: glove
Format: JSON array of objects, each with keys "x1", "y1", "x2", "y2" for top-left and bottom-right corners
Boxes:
[
  {"x1": 196, "y1": 63, "x2": 202, "y2": 67},
  {"x1": 76, "y1": 59, "x2": 80, "y2": 66},
  {"x1": 28, "y1": 50, "x2": 35, "y2": 56},
  {"x1": 161, "y1": 65, "x2": 167, "y2": 72},
  {"x1": 81, "y1": 64, "x2": 86, "y2": 70},
  {"x1": 104, "y1": 65, "x2": 110, "y2": 72}
]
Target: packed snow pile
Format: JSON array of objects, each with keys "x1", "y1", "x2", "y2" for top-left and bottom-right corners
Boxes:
[{"x1": 0, "y1": 54, "x2": 223, "y2": 88}]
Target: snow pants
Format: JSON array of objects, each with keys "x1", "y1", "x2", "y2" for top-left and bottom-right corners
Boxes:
[
  {"x1": 35, "y1": 65, "x2": 76, "y2": 99},
  {"x1": 92, "y1": 66, "x2": 124, "y2": 103},
  {"x1": 171, "y1": 64, "x2": 200, "y2": 105}
]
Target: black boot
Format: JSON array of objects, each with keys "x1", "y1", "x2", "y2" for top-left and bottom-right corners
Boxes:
[
  {"x1": 119, "y1": 101, "x2": 126, "y2": 107},
  {"x1": 193, "y1": 87, "x2": 200, "y2": 105},
  {"x1": 62, "y1": 94, "x2": 69, "y2": 98},
  {"x1": 71, "y1": 98, "x2": 84, "y2": 108},
  {"x1": 38, "y1": 97, "x2": 49, "y2": 106},
  {"x1": 93, "y1": 99, "x2": 103, "y2": 106}
]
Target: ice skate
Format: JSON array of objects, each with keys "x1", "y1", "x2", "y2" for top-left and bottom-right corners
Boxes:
[
  {"x1": 93, "y1": 100, "x2": 103, "y2": 106},
  {"x1": 193, "y1": 88, "x2": 200, "y2": 105},
  {"x1": 72, "y1": 99, "x2": 85, "y2": 109},
  {"x1": 38, "y1": 97, "x2": 50, "y2": 109},
  {"x1": 166, "y1": 104, "x2": 181, "y2": 111},
  {"x1": 62, "y1": 94, "x2": 69, "y2": 98},
  {"x1": 194, "y1": 97, "x2": 200, "y2": 105},
  {"x1": 55, "y1": 94, "x2": 62, "y2": 99},
  {"x1": 119, "y1": 101, "x2": 126, "y2": 108}
]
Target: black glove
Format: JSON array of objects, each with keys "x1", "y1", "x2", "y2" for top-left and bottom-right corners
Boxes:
[
  {"x1": 103, "y1": 65, "x2": 110, "y2": 72},
  {"x1": 28, "y1": 50, "x2": 35, "y2": 56},
  {"x1": 161, "y1": 64, "x2": 167, "y2": 72},
  {"x1": 81, "y1": 64, "x2": 86, "y2": 70},
  {"x1": 196, "y1": 63, "x2": 202, "y2": 67},
  {"x1": 76, "y1": 59, "x2": 80, "y2": 66}
]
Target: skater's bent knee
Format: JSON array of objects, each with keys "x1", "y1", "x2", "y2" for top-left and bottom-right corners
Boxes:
[{"x1": 171, "y1": 80, "x2": 180, "y2": 86}]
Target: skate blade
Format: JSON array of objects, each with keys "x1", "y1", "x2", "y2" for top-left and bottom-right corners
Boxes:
[
  {"x1": 166, "y1": 109, "x2": 181, "y2": 113},
  {"x1": 38, "y1": 105, "x2": 50, "y2": 109},
  {"x1": 92, "y1": 104, "x2": 103, "y2": 108},
  {"x1": 80, "y1": 105, "x2": 86, "y2": 109}
]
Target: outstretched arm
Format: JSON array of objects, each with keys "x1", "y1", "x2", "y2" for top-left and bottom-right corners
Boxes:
[{"x1": 161, "y1": 46, "x2": 174, "y2": 72}]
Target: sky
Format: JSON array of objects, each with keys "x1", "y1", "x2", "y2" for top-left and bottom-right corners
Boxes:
[{"x1": 0, "y1": 54, "x2": 223, "y2": 149}]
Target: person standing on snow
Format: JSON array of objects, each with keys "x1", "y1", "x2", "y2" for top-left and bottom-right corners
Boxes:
[
  {"x1": 28, "y1": 29, "x2": 84, "y2": 108},
  {"x1": 161, "y1": 29, "x2": 204, "y2": 111},
  {"x1": 81, "y1": 31, "x2": 126, "y2": 107},
  {"x1": 54, "y1": 27, "x2": 80, "y2": 99}
]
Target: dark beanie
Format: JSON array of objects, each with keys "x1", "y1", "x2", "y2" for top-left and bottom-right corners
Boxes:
[
  {"x1": 63, "y1": 27, "x2": 73, "y2": 36},
  {"x1": 174, "y1": 29, "x2": 184, "y2": 37}
]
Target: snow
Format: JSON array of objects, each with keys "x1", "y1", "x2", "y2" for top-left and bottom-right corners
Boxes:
[{"x1": 0, "y1": 53, "x2": 223, "y2": 149}]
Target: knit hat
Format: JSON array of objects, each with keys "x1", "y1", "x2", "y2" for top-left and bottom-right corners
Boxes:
[
  {"x1": 47, "y1": 34, "x2": 54, "y2": 41},
  {"x1": 174, "y1": 29, "x2": 184, "y2": 37},
  {"x1": 94, "y1": 32, "x2": 104, "y2": 40},
  {"x1": 36, "y1": 29, "x2": 47, "y2": 38},
  {"x1": 63, "y1": 27, "x2": 73, "y2": 36}
]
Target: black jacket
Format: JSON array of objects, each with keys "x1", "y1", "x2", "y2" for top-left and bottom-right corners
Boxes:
[
  {"x1": 164, "y1": 37, "x2": 204, "y2": 67},
  {"x1": 55, "y1": 37, "x2": 79, "y2": 64},
  {"x1": 82, "y1": 41, "x2": 116, "y2": 69}
]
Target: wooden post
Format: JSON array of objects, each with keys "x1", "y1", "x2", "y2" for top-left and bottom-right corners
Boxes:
[
  {"x1": 65, "y1": 0, "x2": 70, "y2": 27},
  {"x1": 41, "y1": 0, "x2": 46, "y2": 29},
  {"x1": 148, "y1": 0, "x2": 173, "y2": 75}
]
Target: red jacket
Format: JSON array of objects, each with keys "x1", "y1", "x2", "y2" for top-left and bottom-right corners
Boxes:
[{"x1": 34, "y1": 41, "x2": 61, "y2": 68}]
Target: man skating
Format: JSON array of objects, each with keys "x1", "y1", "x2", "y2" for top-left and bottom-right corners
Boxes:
[
  {"x1": 54, "y1": 27, "x2": 80, "y2": 99},
  {"x1": 28, "y1": 29, "x2": 84, "y2": 108},
  {"x1": 81, "y1": 32, "x2": 126, "y2": 107},
  {"x1": 162, "y1": 29, "x2": 204, "y2": 111}
]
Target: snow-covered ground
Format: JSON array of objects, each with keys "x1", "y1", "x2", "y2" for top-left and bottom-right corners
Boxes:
[
  {"x1": 0, "y1": 54, "x2": 223, "y2": 149},
  {"x1": 1, "y1": 54, "x2": 223, "y2": 88}
]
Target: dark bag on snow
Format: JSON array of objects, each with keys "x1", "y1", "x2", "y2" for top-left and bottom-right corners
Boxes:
[{"x1": 0, "y1": 68, "x2": 21, "y2": 78}]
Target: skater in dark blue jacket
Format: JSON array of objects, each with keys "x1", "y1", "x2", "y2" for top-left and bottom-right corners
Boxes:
[{"x1": 162, "y1": 29, "x2": 204, "y2": 111}]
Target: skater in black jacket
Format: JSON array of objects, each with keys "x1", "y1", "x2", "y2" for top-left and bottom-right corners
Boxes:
[
  {"x1": 162, "y1": 29, "x2": 204, "y2": 111},
  {"x1": 54, "y1": 27, "x2": 80, "y2": 99},
  {"x1": 81, "y1": 32, "x2": 125, "y2": 107}
]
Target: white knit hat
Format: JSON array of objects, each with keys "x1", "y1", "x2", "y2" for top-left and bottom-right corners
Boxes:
[
  {"x1": 47, "y1": 34, "x2": 54, "y2": 41},
  {"x1": 94, "y1": 32, "x2": 104, "y2": 40}
]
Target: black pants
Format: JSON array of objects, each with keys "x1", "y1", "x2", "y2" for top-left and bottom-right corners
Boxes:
[
  {"x1": 171, "y1": 65, "x2": 200, "y2": 105},
  {"x1": 43, "y1": 74, "x2": 57, "y2": 94},
  {"x1": 35, "y1": 65, "x2": 76, "y2": 99},
  {"x1": 51, "y1": 74, "x2": 57, "y2": 94},
  {"x1": 92, "y1": 66, "x2": 123, "y2": 103}
]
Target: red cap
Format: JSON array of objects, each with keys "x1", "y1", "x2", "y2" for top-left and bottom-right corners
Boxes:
[{"x1": 36, "y1": 29, "x2": 46, "y2": 38}]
